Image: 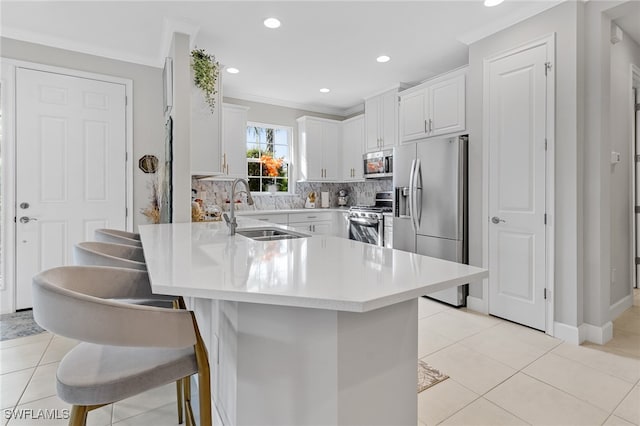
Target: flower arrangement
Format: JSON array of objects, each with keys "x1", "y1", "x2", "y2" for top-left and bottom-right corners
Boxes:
[
  {"x1": 260, "y1": 155, "x2": 284, "y2": 177},
  {"x1": 191, "y1": 47, "x2": 219, "y2": 113},
  {"x1": 140, "y1": 164, "x2": 164, "y2": 224}
]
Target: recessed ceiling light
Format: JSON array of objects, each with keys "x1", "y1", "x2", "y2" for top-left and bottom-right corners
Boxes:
[
  {"x1": 226, "y1": 67, "x2": 240, "y2": 74},
  {"x1": 376, "y1": 55, "x2": 391, "y2": 63},
  {"x1": 320, "y1": 88, "x2": 330, "y2": 93},
  {"x1": 484, "y1": 0, "x2": 504, "y2": 6},
  {"x1": 263, "y1": 18, "x2": 281, "y2": 29}
]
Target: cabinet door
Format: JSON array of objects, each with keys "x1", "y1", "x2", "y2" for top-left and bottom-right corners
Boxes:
[
  {"x1": 191, "y1": 84, "x2": 222, "y2": 175},
  {"x1": 222, "y1": 104, "x2": 249, "y2": 178},
  {"x1": 364, "y1": 96, "x2": 380, "y2": 152},
  {"x1": 323, "y1": 121, "x2": 340, "y2": 180},
  {"x1": 300, "y1": 118, "x2": 324, "y2": 181},
  {"x1": 312, "y1": 221, "x2": 332, "y2": 235},
  {"x1": 380, "y1": 90, "x2": 398, "y2": 149},
  {"x1": 341, "y1": 115, "x2": 364, "y2": 180},
  {"x1": 400, "y1": 90, "x2": 427, "y2": 142},
  {"x1": 429, "y1": 74, "x2": 465, "y2": 137}
]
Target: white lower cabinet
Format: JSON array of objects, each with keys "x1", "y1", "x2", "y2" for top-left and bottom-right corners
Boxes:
[
  {"x1": 288, "y1": 212, "x2": 333, "y2": 235},
  {"x1": 249, "y1": 213, "x2": 288, "y2": 225}
]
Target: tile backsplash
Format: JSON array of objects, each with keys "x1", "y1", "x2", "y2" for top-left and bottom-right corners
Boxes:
[{"x1": 192, "y1": 178, "x2": 392, "y2": 211}]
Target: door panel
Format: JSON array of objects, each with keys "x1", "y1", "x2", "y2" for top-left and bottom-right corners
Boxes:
[
  {"x1": 417, "y1": 235, "x2": 465, "y2": 306},
  {"x1": 487, "y1": 43, "x2": 547, "y2": 331},
  {"x1": 417, "y1": 137, "x2": 462, "y2": 240},
  {"x1": 16, "y1": 68, "x2": 127, "y2": 309}
]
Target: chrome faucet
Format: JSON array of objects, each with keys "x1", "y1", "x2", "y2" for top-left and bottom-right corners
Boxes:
[{"x1": 223, "y1": 178, "x2": 254, "y2": 235}]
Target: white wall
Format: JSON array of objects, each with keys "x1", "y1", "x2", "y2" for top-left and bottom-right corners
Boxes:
[
  {"x1": 0, "y1": 37, "x2": 164, "y2": 230},
  {"x1": 467, "y1": 2, "x2": 582, "y2": 328},
  {"x1": 608, "y1": 26, "x2": 640, "y2": 307}
]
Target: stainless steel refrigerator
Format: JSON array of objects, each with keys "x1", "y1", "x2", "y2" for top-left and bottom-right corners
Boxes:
[{"x1": 393, "y1": 135, "x2": 468, "y2": 306}]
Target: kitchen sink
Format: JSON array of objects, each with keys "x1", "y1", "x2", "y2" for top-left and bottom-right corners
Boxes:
[{"x1": 236, "y1": 227, "x2": 309, "y2": 241}]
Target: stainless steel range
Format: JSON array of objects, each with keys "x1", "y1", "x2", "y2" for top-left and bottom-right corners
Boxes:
[{"x1": 348, "y1": 192, "x2": 392, "y2": 246}]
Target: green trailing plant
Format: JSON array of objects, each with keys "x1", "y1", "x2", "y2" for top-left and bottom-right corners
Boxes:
[{"x1": 191, "y1": 47, "x2": 219, "y2": 113}]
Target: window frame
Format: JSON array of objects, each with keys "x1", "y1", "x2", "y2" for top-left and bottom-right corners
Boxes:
[{"x1": 246, "y1": 121, "x2": 294, "y2": 195}]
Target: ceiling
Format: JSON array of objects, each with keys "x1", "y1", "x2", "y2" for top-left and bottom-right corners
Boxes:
[{"x1": 2, "y1": 0, "x2": 572, "y2": 115}]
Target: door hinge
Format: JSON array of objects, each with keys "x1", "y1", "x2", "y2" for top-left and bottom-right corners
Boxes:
[
  {"x1": 125, "y1": 96, "x2": 128, "y2": 105},
  {"x1": 544, "y1": 62, "x2": 552, "y2": 76},
  {"x1": 544, "y1": 139, "x2": 548, "y2": 151},
  {"x1": 544, "y1": 288, "x2": 548, "y2": 299},
  {"x1": 125, "y1": 152, "x2": 128, "y2": 161},
  {"x1": 13, "y1": 216, "x2": 16, "y2": 223},
  {"x1": 544, "y1": 213, "x2": 547, "y2": 225},
  {"x1": 635, "y1": 103, "x2": 640, "y2": 112},
  {"x1": 636, "y1": 257, "x2": 640, "y2": 265},
  {"x1": 125, "y1": 207, "x2": 128, "y2": 217},
  {"x1": 636, "y1": 206, "x2": 640, "y2": 214}
]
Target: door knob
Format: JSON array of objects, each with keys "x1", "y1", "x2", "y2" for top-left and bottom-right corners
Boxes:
[
  {"x1": 19, "y1": 216, "x2": 38, "y2": 224},
  {"x1": 491, "y1": 216, "x2": 505, "y2": 224}
]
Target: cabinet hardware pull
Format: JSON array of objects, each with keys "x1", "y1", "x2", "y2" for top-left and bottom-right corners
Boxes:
[
  {"x1": 429, "y1": 118, "x2": 433, "y2": 133},
  {"x1": 424, "y1": 120, "x2": 427, "y2": 133}
]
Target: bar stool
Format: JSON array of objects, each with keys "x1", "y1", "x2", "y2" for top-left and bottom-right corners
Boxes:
[
  {"x1": 32, "y1": 266, "x2": 211, "y2": 426},
  {"x1": 94, "y1": 229, "x2": 142, "y2": 247}
]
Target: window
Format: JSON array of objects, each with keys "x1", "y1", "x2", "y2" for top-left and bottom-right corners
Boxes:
[{"x1": 247, "y1": 122, "x2": 291, "y2": 193}]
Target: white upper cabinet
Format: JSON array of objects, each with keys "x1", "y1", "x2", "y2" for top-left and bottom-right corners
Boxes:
[
  {"x1": 191, "y1": 73, "x2": 223, "y2": 176},
  {"x1": 400, "y1": 70, "x2": 466, "y2": 142},
  {"x1": 365, "y1": 88, "x2": 399, "y2": 152},
  {"x1": 297, "y1": 116, "x2": 341, "y2": 181},
  {"x1": 341, "y1": 114, "x2": 364, "y2": 181},
  {"x1": 221, "y1": 103, "x2": 249, "y2": 179}
]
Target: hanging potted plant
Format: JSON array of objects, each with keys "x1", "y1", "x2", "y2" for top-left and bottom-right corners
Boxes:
[{"x1": 191, "y1": 47, "x2": 219, "y2": 113}]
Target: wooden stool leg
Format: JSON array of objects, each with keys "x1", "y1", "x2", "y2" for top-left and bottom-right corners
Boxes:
[
  {"x1": 69, "y1": 405, "x2": 88, "y2": 426},
  {"x1": 177, "y1": 378, "x2": 184, "y2": 424}
]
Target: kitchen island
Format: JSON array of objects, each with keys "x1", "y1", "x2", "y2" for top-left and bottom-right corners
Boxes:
[{"x1": 140, "y1": 219, "x2": 487, "y2": 426}]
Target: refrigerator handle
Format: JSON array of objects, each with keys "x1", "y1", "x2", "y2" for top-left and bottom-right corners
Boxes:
[
  {"x1": 408, "y1": 159, "x2": 417, "y2": 233},
  {"x1": 415, "y1": 159, "x2": 423, "y2": 229}
]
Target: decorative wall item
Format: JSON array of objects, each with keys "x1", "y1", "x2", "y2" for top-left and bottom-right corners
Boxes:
[
  {"x1": 191, "y1": 48, "x2": 220, "y2": 113},
  {"x1": 162, "y1": 57, "x2": 173, "y2": 118},
  {"x1": 138, "y1": 155, "x2": 158, "y2": 174}
]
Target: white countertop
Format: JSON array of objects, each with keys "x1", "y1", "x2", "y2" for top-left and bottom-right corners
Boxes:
[{"x1": 139, "y1": 220, "x2": 487, "y2": 313}]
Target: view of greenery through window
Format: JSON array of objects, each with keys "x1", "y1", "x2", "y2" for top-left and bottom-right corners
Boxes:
[{"x1": 247, "y1": 123, "x2": 290, "y2": 193}]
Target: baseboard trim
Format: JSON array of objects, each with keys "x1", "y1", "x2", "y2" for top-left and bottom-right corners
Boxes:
[
  {"x1": 610, "y1": 294, "x2": 633, "y2": 320},
  {"x1": 582, "y1": 321, "x2": 613, "y2": 345},
  {"x1": 466, "y1": 295, "x2": 488, "y2": 314},
  {"x1": 553, "y1": 322, "x2": 583, "y2": 344}
]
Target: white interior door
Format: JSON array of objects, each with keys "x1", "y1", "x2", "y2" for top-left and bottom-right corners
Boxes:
[
  {"x1": 16, "y1": 68, "x2": 127, "y2": 309},
  {"x1": 487, "y1": 43, "x2": 548, "y2": 331}
]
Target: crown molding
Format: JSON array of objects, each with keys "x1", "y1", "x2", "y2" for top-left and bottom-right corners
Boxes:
[
  {"x1": 1, "y1": 25, "x2": 160, "y2": 68},
  {"x1": 224, "y1": 88, "x2": 354, "y2": 117},
  {"x1": 457, "y1": 0, "x2": 565, "y2": 45}
]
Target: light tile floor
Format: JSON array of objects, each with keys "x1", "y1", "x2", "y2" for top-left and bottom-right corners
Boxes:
[{"x1": 1, "y1": 294, "x2": 639, "y2": 426}]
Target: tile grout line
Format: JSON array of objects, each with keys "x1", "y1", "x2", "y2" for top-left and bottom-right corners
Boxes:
[
  {"x1": 601, "y1": 382, "x2": 638, "y2": 425},
  {"x1": 4, "y1": 333, "x2": 54, "y2": 426},
  {"x1": 518, "y1": 370, "x2": 612, "y2": 416},
  {"x1": 549, "y1": 345, "x2": 640, "y2": 386}
]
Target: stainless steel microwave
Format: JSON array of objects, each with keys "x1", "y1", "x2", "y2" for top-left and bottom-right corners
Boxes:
[{"x1": 363, "y1": 149, "x2": 393, "y2": 179}]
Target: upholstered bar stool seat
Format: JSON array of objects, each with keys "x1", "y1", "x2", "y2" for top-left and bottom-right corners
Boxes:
[
  {"x1": 57, "y1": 344, "x2": 197, "y2": 406},
  {"x1": 94, "y1": 229, "x2": 142, "y2": 247},
  {"x1": 32, "y1": 266, "x2": 211, "y2": 426},
  {"x1": 74, "y1": 242, "x2": 146, "y2": 271},
  {"x1": 73, "y1": 242, "x2": 176, "y2": 308}
]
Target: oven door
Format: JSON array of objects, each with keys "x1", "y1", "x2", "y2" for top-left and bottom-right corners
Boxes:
[{"x1": 348, "y1": 216, "x2": 383, "y2": 246}]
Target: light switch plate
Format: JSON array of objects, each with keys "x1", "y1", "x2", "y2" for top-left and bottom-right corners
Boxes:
[{"x1": 611, "y1": 151, "x2": 621, "y2": 164}]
